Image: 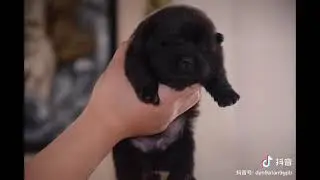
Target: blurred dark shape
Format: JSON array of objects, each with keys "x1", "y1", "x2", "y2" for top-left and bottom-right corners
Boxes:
[
  {"x1": 24, "y1": 0, "x2": 117, "y2": 153},
  {"x1": 46, "y1": 0, "x2": 95, "y2": 64}
]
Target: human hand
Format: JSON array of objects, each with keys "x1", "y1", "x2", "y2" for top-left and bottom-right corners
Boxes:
[{"x1": 83, "y1": 41, "x2": 201, "y2": 139}]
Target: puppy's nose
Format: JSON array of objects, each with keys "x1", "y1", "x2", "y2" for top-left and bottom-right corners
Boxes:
[{"x1": 179, "y1": 58, "x2": 194, "y2": 72}]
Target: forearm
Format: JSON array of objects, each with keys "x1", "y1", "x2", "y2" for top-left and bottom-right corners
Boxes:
[{"x1": 24, "y1": 108, "x2": 123, "y2": 180}]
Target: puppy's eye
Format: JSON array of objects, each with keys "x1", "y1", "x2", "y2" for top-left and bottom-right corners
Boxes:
[{"x1": 179, "y1": 57, "x2": 194, "y2": 72}]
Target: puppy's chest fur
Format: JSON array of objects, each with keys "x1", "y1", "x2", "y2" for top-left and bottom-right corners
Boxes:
[{"x1": 130, "y1": 115, "x2": 187, "y2": 152}]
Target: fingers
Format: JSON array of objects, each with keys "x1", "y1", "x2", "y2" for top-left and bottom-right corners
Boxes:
[
  {"x1": 113, "y1": 41, "x2": 130, "y2": 60},
  {"x1": 170, "y1": 84, "x2": 201, "y2": 101},
  {"x1": 176, "y1": 89, "x2": 201, "y2": 115},
  {"x1": 106, "y1": 41, "x2": 130, "y2": 69},
  {"x1": 159, "y1": 83, "x2": 201, "y2": 102},
  {"x1": 168, "y1": 89, "x2": 201, "y2": 122},
  {"x1": 99, "y1": 41, "x2": 130, "y2": 79},
  {"x1": 179, "y1": 84, "x2": 201, "y2": 98}
]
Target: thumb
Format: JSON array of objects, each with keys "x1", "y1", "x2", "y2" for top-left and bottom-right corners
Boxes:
[{"x1": 169, "y1": 89, "x2": 201, "y2": 122}]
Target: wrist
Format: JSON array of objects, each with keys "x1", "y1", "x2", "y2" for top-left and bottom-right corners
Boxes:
[{"x1": 79, "y1": 105, "x2": 127, "y2": 144}]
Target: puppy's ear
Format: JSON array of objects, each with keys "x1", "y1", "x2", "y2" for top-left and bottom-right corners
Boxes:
[
  {"x1": 216, "y1": 33, "x2": 224, "y2": 44},
  {"x1": 125, "y1": 20, "x2": 160, "y2": 106}
]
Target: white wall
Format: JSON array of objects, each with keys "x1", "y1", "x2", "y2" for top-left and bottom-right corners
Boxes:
[
  {"x1": 171, "y1": 0, "x2": 296, "y2": 180},
  {"x1": 90, "y1": 0, "x2": 296, "y2": 179}
]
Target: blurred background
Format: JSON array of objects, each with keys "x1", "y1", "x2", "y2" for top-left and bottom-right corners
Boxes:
[{"x1": 24, "y1": 0, "x2": 296, "y2": 180}]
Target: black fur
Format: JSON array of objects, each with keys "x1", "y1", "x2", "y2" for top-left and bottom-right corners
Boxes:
[{"x1": 112, "y1": 5, "x2": 240, "y2": 180}]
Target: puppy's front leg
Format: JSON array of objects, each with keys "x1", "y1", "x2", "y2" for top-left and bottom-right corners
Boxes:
[
  {"x1": 203, "y1": 73, "x2": 240, "y2": 107},
  {"x1": 125, "y1": 51, "x2": 160, "y2": 105}
]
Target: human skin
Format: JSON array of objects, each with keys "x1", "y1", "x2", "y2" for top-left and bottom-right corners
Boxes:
[{"x1": 24, "y1": 41, "x2": 201, "y2": 180}]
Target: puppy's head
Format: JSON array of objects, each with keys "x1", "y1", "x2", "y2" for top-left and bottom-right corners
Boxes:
[{"x1": 140, "y1": 5, "x2": 224, "y2": 90}]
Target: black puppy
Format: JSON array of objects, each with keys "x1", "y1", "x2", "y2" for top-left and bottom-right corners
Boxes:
[{"x1": 112, "y1": 5, "x2": 240, "y2": 180}]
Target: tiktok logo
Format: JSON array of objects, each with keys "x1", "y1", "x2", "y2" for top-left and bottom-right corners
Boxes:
[{"x1": 262, "y1": 155, "x2": 273, "y2": 168}]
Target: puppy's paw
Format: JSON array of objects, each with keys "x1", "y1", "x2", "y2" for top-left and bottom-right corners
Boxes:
[
  {"x1": 215, "y1": 88, "x2": 240, "y2": 107},
  {"x1": 137, "y1": 86, "x2": 160, "y2": 105}
]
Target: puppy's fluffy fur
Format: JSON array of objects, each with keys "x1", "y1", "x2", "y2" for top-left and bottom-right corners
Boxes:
[{"x1": 112, "y1": 5, "x2": 240, "y2": 180}]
